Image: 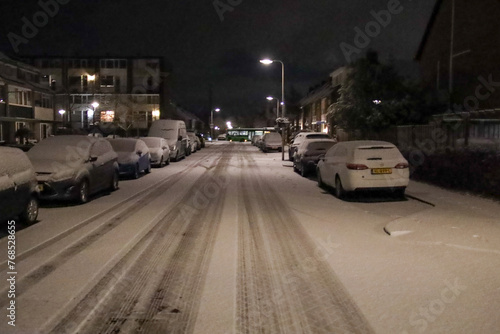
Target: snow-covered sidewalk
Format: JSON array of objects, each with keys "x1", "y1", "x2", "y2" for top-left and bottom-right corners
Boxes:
[{"x1": 386, "y1": 181, "x2": 500, "y2": 254}]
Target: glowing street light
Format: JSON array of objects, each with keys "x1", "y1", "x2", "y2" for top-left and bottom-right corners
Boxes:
[
  {"x1": 211, "y1": 107, "x2": 221, "y2": 139},
  {"x1": 259, "y1": 59, "x2": 285, "y2": 118},
  {"x1": 266, "y1": 96, "x2": 280, "y2": 118}
]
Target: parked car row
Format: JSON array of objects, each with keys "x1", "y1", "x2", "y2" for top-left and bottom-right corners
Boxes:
[
  {"x1": 1, "y1": 120, "x2": 207, "y2": 224},
  {"x1": 255, "y1": 131, "x2": 410, "y2": 199}
]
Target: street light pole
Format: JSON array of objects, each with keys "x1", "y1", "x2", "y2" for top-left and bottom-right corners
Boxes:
[
  {"x1": 261, "y1": 58, "x2": 286, "y2": 160},
  {"x1": 266, "y1": 96, "x2": 280, "y2": 118},
  {"x1": 211, "y1": 108, "x2": 220, "y2": 140}
]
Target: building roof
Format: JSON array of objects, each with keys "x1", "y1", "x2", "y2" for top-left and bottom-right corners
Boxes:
[{"x1": 415, "y1": 0, "x2": 443, "y2": 60}]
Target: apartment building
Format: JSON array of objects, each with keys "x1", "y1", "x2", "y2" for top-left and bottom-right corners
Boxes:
[
  {"x1": 0, "y1": 54, "x2": 55, "y2": 145},
  {"x1": 25, "y1": 56, "x2": 171, "y2": 135}
]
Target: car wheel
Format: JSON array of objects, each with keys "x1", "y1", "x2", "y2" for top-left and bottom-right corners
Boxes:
[
  {"x1": 335, "y1": 176, "x2": 346, "y2": 199},
  {"x1": 289, "y1": 150, "x2": 293, "y2": 161},
  {"x1": 165, "y1": 156, "x2": 170, "y2": 166},
  {"x1": 133, "y1": 164, "x2": 140, "y2": 179},
  {"x1": 293, "y1": 161, "x2": 299, "y2": 173},
  {"x1": 78, "y1": 179, "x2": 90, "y2": 203},
  {"x1": 21, "y1": 196, "x2": 38, "y2": 225},
  {"x1": 300, "y1": 161, "x2": 308, "y2": 177},
  {"x1": 145, "y1": 161, "x2": 151, "y2": 174},
  {"x1": 317, "y1": 169, "x2": 325, "y2": 188},
  {"x1": 172, "y1": 150, "x2": 179, "y2": 162},
  {"x1": 110, "y1": 170, "x2": 119, "y2": 191}
]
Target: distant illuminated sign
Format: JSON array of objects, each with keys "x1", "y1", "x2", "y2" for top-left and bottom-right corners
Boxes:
[{"x1": 100, "y1": 110, "x2": 115, "y2": 122}]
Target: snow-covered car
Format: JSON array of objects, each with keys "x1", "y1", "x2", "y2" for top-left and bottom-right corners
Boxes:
[
  {"x1": 107, "y1": 138, "x2": 151, "y2": 179},
  {"x1": 187, "y1": 132, "x2": 200, "y2": 153},
  {"x1": 261, "y1": 132, "x2": 282, "y2": 152},
  {"x1": 0, "y1": 147, "x2": 39, "y2": 224},
  {"x1": 196, "y1": 133, "x2": 205, "y2": 148},
  {"x1": 316, "y1": 140, "x2": 409, "y2": 198},
  {"x1": 188, "y1": 131, "x2": 201, "y2": 151},
  {"x1": 140, "y1": 137, "x2": 170, "y2": 167},
  {"x1": 27, "y1": 135, "x2": 119, "y2": 203},
  {"x1": 289, "y1": 132, "x2": 331, "y2": 161},
  {"x1": 293, "y1": 138, "x2": 337, "y2": 177}
]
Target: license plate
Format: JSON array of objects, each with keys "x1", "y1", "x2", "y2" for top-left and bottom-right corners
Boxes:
[
  {"x1": 37, "y1": 184, "x2": 44, "y2": 192},
  {"x1": 371, "y1": 168, "x2": 392, "y2": 174}
]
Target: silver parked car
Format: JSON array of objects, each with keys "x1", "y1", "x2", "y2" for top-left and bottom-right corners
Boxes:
[
  {"x1": 316, "y1": 140, "x2": 410, "y2": 198},
  {"x1": 293, "y1": 138, "x2": 337, "y2": 177},
  {"x1": 140, "y1": 137, "x2": 170, "y2": 167},
  {"x1": 27, "y1": 135, "x2": 119, "y2": 203},
  {"x1": 107, "y1": 138, "x2": 151, "y2": 179},
  {"x1": 261, "y1": 132, "x2": 282, "y2": 152},
  {"x1": 0, "y1": 147, "x2": 39, "y2": 224}
]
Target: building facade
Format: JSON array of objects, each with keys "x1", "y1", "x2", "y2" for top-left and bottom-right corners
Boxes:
[
  {"x1": 25, "y1": 56, "x2": 171, "y2": 136},
  {"x1": 0, "y1": 54, "x2": 55, "y2": 145},
  {"x1": 299, "y1": 67, "x2": 348, "y2": 136}
]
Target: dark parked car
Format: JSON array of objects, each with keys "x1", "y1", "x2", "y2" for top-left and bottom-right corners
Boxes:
[
  {"x1": 0, "y1": 147, "x2": 39, "y2": 224},
  {"x1": 107, "y1": 138, "x2": 151, "y2": 178},
  {"x1": 293, "y1": 139, "x2": 337, "y2": 177},
  {"x1": 27, "y1": 135, "x2": 119, "y2": 203}
]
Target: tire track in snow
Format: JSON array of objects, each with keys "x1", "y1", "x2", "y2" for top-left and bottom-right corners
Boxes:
[
  {"x1": 236, "y1": 147, "x2": 374, "y2": 334},
  {"x1": 0, "y1": 147, "x2": 222, "y2": 310},
  {"x1": 51, "y1": 144, "x2": 233, "y2": 334}
]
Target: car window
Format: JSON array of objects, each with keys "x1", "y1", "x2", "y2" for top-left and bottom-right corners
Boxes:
[
  {"x1": 90, "y1": 141, "x2": 109, "y2": 157},
  {"x1": 354, "y1": 146, "x2": 402, "y2": 160}
]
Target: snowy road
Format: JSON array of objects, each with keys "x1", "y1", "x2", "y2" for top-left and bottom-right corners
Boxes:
[{"x1": 1, "y1": 142, "x2": 499, "y2": 333}]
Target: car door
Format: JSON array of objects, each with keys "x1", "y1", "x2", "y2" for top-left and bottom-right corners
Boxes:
[
  {"x1": 322, "y1": 145, "x2": 338, "y2": 185},
  {"x1": 88, "y1": 141, "x2": 109, "y2": 192},
  {"x1": 0, "y1": 172, "x2": 18, "y2": 219},
  {"x1": 137, "y1": 141, "x2": 149, "y2": 171}
]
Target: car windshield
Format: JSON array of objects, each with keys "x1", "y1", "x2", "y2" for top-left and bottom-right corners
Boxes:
[
  {"x1": 27, "y1": 138, "x2": 91, "y2": 162},
  {"x1": 141, "y1": 138, "x2": 160, "y2": 148},
  {"x1": 109, "y1": 140, "x2": 136, "y2": 152}
]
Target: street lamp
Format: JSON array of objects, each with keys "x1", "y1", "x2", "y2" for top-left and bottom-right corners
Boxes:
[
  {"x1": 261, "y1": 58, "x2": 286, "y2": 160},
  {"x1": 266, "y1": 96, "x2": 280, "y2": 118},
  {"x1": 260, "y1": 59, "x2": 285, "y2": 118},
  {"x1": 211, "y1": 107, "x2": 220, "y2": 139},
  {"x1": 58, "y1": 109, "x2": 66, "y2": 125},
  {"x1": 90, "y1": 101, "x2": 99, "y2": 129}
]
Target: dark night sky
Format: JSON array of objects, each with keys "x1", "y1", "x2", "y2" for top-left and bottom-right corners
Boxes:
[{"x1": 0, "y1": 0, "x2": 436, "y2": 125}]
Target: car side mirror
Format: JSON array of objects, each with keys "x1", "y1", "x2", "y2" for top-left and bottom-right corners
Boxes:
[
  {"x1": 178, "y1": 136, "x2": 183, "y2": 141},
  {"x1": 137, "y1": 150, "x2": 142, "y2": 156},
  {"x1": 89, "y1": 156, "x2": 98, "y2": 162},
  {"x1": 162, "y1": 146, "x2": 167, "y2": 150}
]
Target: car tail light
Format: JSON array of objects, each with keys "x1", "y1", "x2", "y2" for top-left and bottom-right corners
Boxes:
[
  {"x1": 346, "y1": 163, "x2": 369, "y2": 170},
  {"x1": 395, "y1": 162, "x2": 409, "y2": 169}
]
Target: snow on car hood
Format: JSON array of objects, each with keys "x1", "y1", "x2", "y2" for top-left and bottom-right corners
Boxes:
[
  {"x1": 116, "y1": 151, "x2": 140, "y2": 164},
  {"x1": 30, "y1": 159, "x2": 80, "y2": 181}
]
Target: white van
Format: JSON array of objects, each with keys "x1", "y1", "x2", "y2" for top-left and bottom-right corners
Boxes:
[{"x1": 148, "y1": 120, "x2": 188, "y2": 161}]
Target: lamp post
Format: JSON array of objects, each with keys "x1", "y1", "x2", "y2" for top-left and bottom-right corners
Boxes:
[
  {"x1": 260, "y1": 59, "x2": 285, "y2": 118},
  {"x1": 261, "y1": 59, "x2": 286, "y2": 160},
  {"x1": 58, "y1": 109, "x2": 66, "y2": 127},
  {"x1": 90, "y1": 101, "x2": 99, "y2": 132},
  {"x1": 211, "y1": 107, "x2": 220, "y2": 140},
  {"x1": 266, "y1": 96, "x2": 280, "y2": 119}
]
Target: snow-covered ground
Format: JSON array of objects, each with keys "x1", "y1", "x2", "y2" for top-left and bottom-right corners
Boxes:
[{"x1": 0, "y1": 141, "x2": 499, "y2": 333}]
